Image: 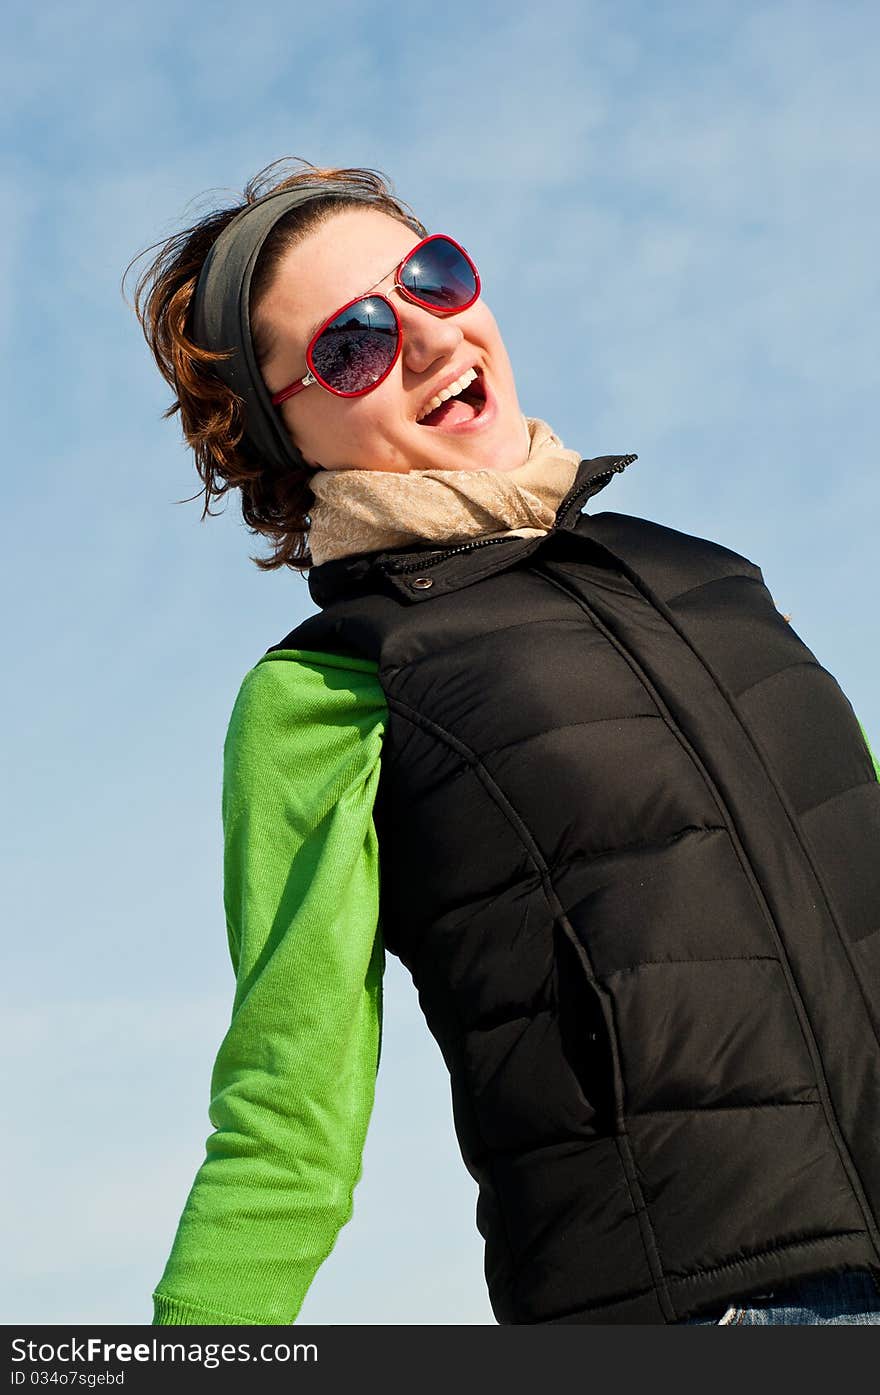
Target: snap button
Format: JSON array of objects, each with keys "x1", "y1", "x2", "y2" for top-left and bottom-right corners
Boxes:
[{"x1": 411, "y1": 577, "x2": 434, "y2": 590}]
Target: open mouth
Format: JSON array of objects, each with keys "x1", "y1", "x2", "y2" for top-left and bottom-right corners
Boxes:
[{"x1": 416, "y1": 369, "x2": 488, "y2": 429}]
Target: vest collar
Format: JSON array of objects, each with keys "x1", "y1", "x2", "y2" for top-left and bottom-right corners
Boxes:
[{"x1": 307, "y1": 453, "x2": 637, "y2": 608}]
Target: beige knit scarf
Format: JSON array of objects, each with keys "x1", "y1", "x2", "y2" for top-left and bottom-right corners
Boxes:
[{"x1": 306, "y1": 416, "x2": 584, "y2": 564}]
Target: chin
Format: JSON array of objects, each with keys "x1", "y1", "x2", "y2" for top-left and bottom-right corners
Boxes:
[
  {"x1": 473, "y1": 419, "x2": 529, "y2": 473},
  {"x1": 410, "y1": 400, "x2": 527, "y2": 472}
]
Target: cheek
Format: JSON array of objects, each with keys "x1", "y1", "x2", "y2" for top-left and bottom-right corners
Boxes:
[
  {"x1": 471, "y1": 303, "x2": 513, "y2": 366},
  {"x1": 283, "y1": 394, "x2": 353, "y2": 449},
  {"x1": 342, "y1": 378, "x2": 407, "y2": 436},
  {"x1": 469, "y1": 300, "x2": 501, "y2": 339},
  {"x1": 282, "y1": 391, "x2": 399, "y2": 468}
]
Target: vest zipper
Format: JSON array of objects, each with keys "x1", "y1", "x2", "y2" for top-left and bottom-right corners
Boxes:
[
  {"x1": 380, "y1": 455, "x2": 638, "y2": 577},
  {"x1": 552, "y1": 455, "x2": 637, "y2": 527},
  {"x1": 382, "y1": 534, "x2": 512, "y2": 576}
]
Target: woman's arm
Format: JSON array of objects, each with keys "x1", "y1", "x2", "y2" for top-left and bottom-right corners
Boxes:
[{"x1": 152, "y1": 649, "x2": 388, "y2": 1325}]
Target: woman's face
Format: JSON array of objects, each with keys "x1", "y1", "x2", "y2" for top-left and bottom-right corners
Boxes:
[{"x1": 257, "y1": 206, "x2": 528, "y2": 474}]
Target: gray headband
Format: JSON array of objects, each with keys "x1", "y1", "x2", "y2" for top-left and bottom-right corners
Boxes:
[{"x1": 191, "y1": 182, "x2": 396, "y2": 473}]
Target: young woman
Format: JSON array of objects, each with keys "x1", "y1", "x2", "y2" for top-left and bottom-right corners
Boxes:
[{"x1": 131, "y1": 159, "x2": 880, "y2": 1326}]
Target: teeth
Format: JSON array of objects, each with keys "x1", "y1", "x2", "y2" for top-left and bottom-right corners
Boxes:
[{"x1": 417, "y1": 367, "x2": 479, "y2": 421}]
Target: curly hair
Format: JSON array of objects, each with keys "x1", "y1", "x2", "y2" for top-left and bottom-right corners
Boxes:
[{"x1": 125, "y1": 158, "x2": 426, "y2": 571}]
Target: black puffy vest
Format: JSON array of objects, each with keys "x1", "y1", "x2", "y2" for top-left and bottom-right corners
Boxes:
[{"x1": 272, "y1": 455, "x2": 880, "y2": 1324}]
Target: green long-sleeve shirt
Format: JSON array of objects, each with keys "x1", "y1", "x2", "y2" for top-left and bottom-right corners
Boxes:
[
  {"x1": 153, "y1": 649, "x2": 387, "y2": 1325},
  {"x1": 152, "y1": 645, "x2": 880, "y2": 1325}
]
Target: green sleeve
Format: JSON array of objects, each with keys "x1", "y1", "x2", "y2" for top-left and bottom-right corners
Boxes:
[
  {"x1": 859, "y1": 722, "x2": 880, "y2": 781},
  {"x1": 152, "y1": 648, "x2": 388, "y2": 1325}
]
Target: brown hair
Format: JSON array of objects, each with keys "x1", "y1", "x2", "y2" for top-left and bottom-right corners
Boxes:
[{"x1": 125, "y1": 157, "x2": 426, "y2": 571}]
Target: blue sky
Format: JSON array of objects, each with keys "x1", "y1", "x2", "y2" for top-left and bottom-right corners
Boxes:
[{"x1": 3, "y1": 0, "x2": 879, "y2": 1324}]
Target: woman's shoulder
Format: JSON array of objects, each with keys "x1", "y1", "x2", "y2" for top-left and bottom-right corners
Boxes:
[{"x1": 224, "y1": 647, "x2": 387, "y2": 770}]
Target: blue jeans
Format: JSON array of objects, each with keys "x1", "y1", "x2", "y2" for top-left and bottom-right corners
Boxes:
[{"x1": 682, "y1": 1268, "x2": 880, "y2": 1324}]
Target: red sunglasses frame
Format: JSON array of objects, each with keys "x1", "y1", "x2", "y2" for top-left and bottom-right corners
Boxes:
[{"x1": 269, "y1": 233, "x2": 481, "y2": 406}]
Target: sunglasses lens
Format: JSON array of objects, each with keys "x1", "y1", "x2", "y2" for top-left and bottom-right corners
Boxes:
[
  {"x1": 400, "y1": 237, "x2": 478, "y2": 310},
  {"x1": 310, "y1": 296, "x2": 399, "y2": 393}
]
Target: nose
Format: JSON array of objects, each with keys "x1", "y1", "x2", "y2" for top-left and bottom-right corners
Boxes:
[{"x1": 395, "y1": 293, "x2": 464, "y2": 376}]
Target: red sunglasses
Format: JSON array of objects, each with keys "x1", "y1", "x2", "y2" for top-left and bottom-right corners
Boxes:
[{"x1": 269, "y1": 233, "x2": 481, "y2": 406}]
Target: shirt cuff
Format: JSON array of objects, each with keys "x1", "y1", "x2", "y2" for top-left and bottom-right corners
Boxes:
[{"x1": 152, "y1": 1291, "x2": 279, "y2": 1326}]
